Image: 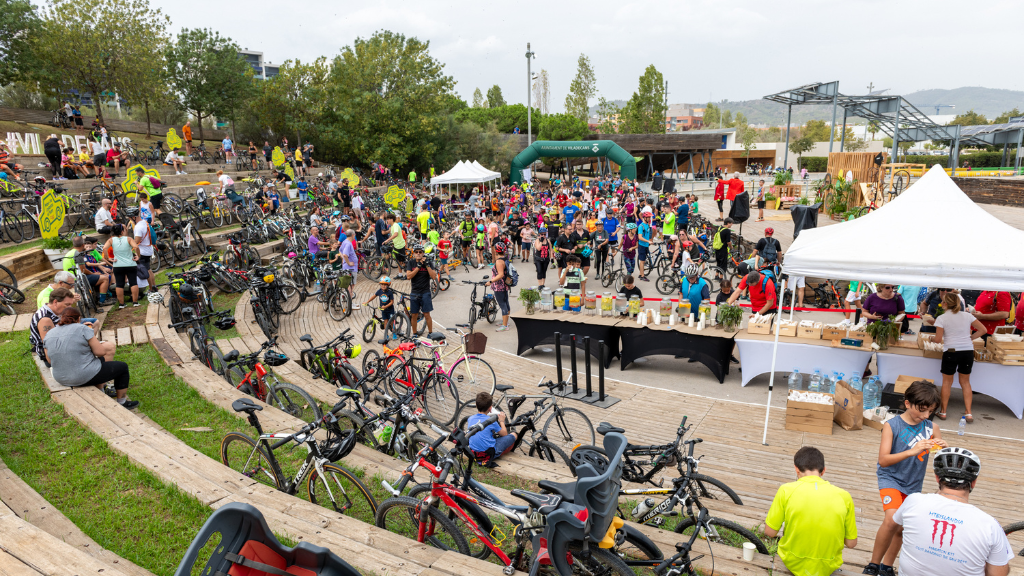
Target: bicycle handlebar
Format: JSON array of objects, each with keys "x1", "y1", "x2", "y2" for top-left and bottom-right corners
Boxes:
[
  {"x1": 167, "y1": 309, "x2": 230, "y2": 329},
  {"x1": 655, "y1": 507, "x2": 710, "y2": 574}
]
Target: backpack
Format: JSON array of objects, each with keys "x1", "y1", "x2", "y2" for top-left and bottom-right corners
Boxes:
[
  {"x1": 503, "y1": 258, "x2": 519, "y2": 287},
  {"x1": 762, "y1": 239, "x2": 778, "y2": 262},
  {"x1": 148, "y1": 176, "x2": 165, "y2": 189},
  {"x1": 712, "y1": 227, "x2": 725, "y2": 251}
]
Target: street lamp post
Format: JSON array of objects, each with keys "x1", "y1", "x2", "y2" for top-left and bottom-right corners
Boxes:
[{"x1": 526, "y1": 43, "x2": 535, "y2": 147}]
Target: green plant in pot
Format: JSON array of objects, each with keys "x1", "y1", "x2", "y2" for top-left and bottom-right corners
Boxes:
[
  {"x1": 866, "y1": 315, "x2": 900, "y2": 350},
  {"x1": 518, "y1": 287, "x2": 541, "y2": 314},
  {"x1": 42, "y1": 236, "x2": 73, "y2": 250},
  {"x1": 717, "y1": 303, "x2": 743, "y2": 332}
]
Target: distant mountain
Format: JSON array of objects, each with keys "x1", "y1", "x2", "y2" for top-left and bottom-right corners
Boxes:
[{"x1": 690, "y1": 87, "x2": 1024, "y2": 126}]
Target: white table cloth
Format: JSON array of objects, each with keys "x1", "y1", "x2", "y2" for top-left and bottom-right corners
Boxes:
[
  {"x1": 875, "y1": 352, "x2": 1024, "y2": 419},
  {"x1": 736, "y1": 337, "x2": 874, "y2": 387}
]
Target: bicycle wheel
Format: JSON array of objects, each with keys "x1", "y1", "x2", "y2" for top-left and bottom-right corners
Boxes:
[
  {"x1": 406, "y1": 482, "x2": 491, "y2": 560},
  {"x1": 1, "y1": 214, "x2": 24, "y2": 244},
  {"x1": 600, "y1": 268, "x2": 616, "y2": 288},
  {"x1": 220, "y1": 432, "x2": 280, "y2": 489},
  {"x1": 448, "y1": 356, "x2": 496, "y2": 399},
  {"x1": 655, "y1": 273, "x2": 677, "y2": 296},
  {"x1": 0, "y1": 282, "x2": 25, "y2": 304},
  {"x1": 438, "y1": 277, "x2": 450, "y2": 291},
  {"x1": 689, "y1": 472, "x2": 743, "y2": 505},
  {"x1": 374, "y1": 496, "x2": 470, "y2": 555},
  {"x1": 1002, "y1": 520, "x2": 1024, "y2": 557},
  {"x1": 612, "y1": 526, "x2": 664, "y2": 574},
  {"x1": 162, "y1": 193, "x2": 184, "y2": 216},
  {"x1": 207, "y1": 343, "x2": 228, "y2": 376},
  {"x1": 335, "y1": 411, "x2": 381, "y2": 451},
  {"x1": 420, "y1": 373, "x2": 460, "y2": 426},
  {"x1": 564, "y1": 541, "x2": 634, "y2": 576},
  {"x1": 362, "y1": 318, "x2": 377, "y2": 343},
  {"x1": 267, "y1": 378, "x2": 322, "y2": 422},
  {"x1": 193, "y1": 232, "x2": 208, "y2": 255},
  {"x1": 542, "y1": 407, "x2": 595, "y2": 454},
  {"x1": 0, "y1": 300, "x2": 13, "y2": 316},
  {"x1": 361, "y1": 350, "x2": 381, "y2": 382},
  {"x1": 674, "y1": 516, "x2": 768, "y2": 554},
  {"x1": 702, "y1": 266, "x2": 727, "y2": 295},
  {"x1": 363, "y1": 257, "x2": 384, "y2": 281},
  {"x1": 528, "y1": 439, "x2": 570, "y2": 467},
  {"x1": 306, "y1": 463, "x2": 378, "y2": 523},
  {"x1": 467, "y1": 306, "x2": 477, "y2": 331},
  {"x1": 18, "y1": 211, "x2": 35, "y2": 241},
  {"x1": 385, "y1": 311, "x2": 411, "y2": 340},
  {"x1": 328, "y1": 291, "x2": 351, "y2": 321},
  {"x1": 278, "y1": 279, "x2": 302, "y2": 314},
  {"x1": 485, "y1": 299, "x2": 497, "y2": 323},
  {"x1": 190, "y1": 331, "x2": 212, "y2": 369}
]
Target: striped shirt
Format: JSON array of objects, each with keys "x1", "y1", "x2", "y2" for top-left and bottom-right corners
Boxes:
[{"x1": 29, "y1": 305, "x2": 59, "y2": 358}]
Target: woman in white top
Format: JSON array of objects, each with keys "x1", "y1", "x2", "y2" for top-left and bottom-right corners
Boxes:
[
  {"x1": 932, "y1": 291, "x2": 987, "y2": 422},
  {"x1": 217, "y1": 170, "x2": 235, "y2": 195}
]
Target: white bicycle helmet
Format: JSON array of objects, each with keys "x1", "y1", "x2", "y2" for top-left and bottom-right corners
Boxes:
[
  {"x1": 933, "y1": 447, "x2": 981, "y2": 490},
  {"x1": 147, "y1": 291, "x2": 164, "y2": 305},
  {"x1": 683, "y1": 263, "x2": 700, "y2": 278}
]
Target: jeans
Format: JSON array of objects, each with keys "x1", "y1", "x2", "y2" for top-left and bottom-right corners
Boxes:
[{"x1": 494, "y1": 290, "x2": 510, "y2": 315}]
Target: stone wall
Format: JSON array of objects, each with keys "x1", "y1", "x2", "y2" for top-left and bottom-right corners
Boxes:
[
  {"x1": 0, "y1": 106, "x2": 228, "y2": 140},
  {"x1": 952, "y1": 177, "x2": 1024, "y2": 207}
]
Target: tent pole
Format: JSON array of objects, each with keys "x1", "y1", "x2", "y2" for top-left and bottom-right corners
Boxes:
[{"x1": 761, "y1": 278, "x2": 787, "y2": 446}]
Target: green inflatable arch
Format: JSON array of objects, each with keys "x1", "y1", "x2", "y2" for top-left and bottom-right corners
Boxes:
[{"x1": 510, "y1": 140, "x2": 636, "y2": 184}]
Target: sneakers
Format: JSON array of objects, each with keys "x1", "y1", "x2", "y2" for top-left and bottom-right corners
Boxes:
[
  {"x1": 181, "y1": 171, "x2": 187, "y2": 175},
  {"x1": 496, "y1": 325, "x2": 510, "y2": 332},
  {"x1": 133, "y1": 302, "x2": 140, "y2": 307},
  {"x1": 862, "y1": 563, "x2": 880, "y2": 576},
  {"x1": 119, "y1": 399, "x2": 140, "y2": 409},
  {"x1": 639, "y1": 276, "x2": 649, "y2": 282},
  {"x1": 176, "y1": 171, "x2": 182, "y2": 175},
  {"x1": 879, "y1": 565, "x2": 895, "y2": 576}
]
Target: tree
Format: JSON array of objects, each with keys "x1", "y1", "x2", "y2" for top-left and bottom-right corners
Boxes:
[
  {"x1": 118, "y1": 21, "x2": 171, "y2": 137},
  {"x1": 734, "y1": 112, "x2": 748, "y2": 129},
  {"x1": 596, "y1": 97, "x2": 620, "y2": 133},
  {"x1": 789, "y1": 136, "x2": 813, "y2": 161},
  {"x1": 993, "y1": 108, "x2": 1022, "y2": 125},
  {"x1": 486, "y1": 85, "x2": 505, "y2": 108},
  {"x1": 882, "y1": 137, "x2": 912, "y2": 159},
  {"x1": 321, "y1": 30, "x2": 454, "y2": 170},
  {"x1": 34, "y1": 0, "x2": 170, "y2": 126},
  {"x1": 472, "y1": 88, "x2": 484, "y2": 108},
  {"x1": 0, "y1": 0, "x2": 41, "y2": 85},
  {"x1": 867, "y1": 120, "x2": 881, "y2": 140},
  {"x1": 721, "y1": 110, "x2": 733, "y2": 128},
  {"x1": 564, "y1": 54, "x2": 596, "y2": 121},
  {"x1": 760, "y1": 126, "x2": 782, "y2": 142},
  {"x1": 703, "y1": 102, "x2": 721, "y2": 128},
  {"x1": 619, "y1": 64, "x2": 666, "y2": 134},
  {"x1": 740, "y1": 129, "x2": 757, "y2": 168},
  {"x1": 845, "y1": 138, "x2": 868, "y2": 152},
  {"x1": 538, "y1": 113, "x2": 589, "y2": 141},
  {"x1": 166, "y1": 27, "x2": 254, "y2": 141},
  {"x1": 802, "y1": 119, "x2": 831, "y2": 141},
  {"x1": 533, "y1": 69, "x2": 550, "y2": 115},
  {"x1": 949, "y1": 110, "x2": 988, "y2": 126},
  {"x1": 237, "y1": 58, "x2": 330, "y2": 147}
]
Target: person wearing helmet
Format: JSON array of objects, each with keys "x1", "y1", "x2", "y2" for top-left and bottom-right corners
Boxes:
[
  {"x1": 679, "y1": 262, "x2": 709, "y2": 322},
  {"x1": 489, "y1": 241, "x2": 512, "y2": 331},
  {"x1": 505, "y1": 208, "x2": 526, "y2": 261},
  {"x1": 128, "y1": 207, "x2": 156, "y2": 295},
  {"x1": 755, "y1": 227, "x2": 782, "y2": 270},
  {"x1": 457, "y1": 213, "x2": 474, "y2": 261},
  {"x1": 405, "y1": 244, "x2": 437, "y2": 335},
  {"x1": 533, "y1": 226, "x2": 552, "y2": 287},
  {"x1": 621, "y1": 222, "x2": 638, "y2": 275},
  {"x1": 881, "y1": 446, "x2": 1012, "y2": 576},
  {"x1": 363, "y1": 277, "x2": 396, "y2": 341},
  {"x1": 864, "y1": 381, "x2": 946, "y2": 576},
  {"x1": 474, "y1": 222, "x2": 487, "y2": 269}
]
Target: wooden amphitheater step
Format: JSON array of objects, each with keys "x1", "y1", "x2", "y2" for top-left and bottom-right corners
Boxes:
[{"x1": 0, "y1": 456, "x2": 153, "y2": 576}]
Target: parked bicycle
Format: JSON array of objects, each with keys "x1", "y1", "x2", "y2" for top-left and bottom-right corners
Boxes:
[{"x1": 222, "y1": 338, "x2": 321, "y2": 422}]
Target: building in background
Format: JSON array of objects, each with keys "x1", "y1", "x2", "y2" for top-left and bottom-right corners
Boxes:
[
  {"x1": 665, "y1": 104, "x2": 704, "y2": 132},
  {"x1": 238, "y1": 50, "x2": 280, "y2": 80}
]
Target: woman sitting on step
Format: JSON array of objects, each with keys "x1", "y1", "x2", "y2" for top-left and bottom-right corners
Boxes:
[{"x1": 43, "y1": 308, "x2": 138, "y2": 409}]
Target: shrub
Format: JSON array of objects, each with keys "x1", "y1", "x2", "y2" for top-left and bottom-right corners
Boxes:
[{"x1": 798, "y1": 157, "x2": 827, "y2": 172}]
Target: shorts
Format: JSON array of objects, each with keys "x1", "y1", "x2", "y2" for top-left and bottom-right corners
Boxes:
[
  {"x1": 789, "y1": 275, "x2": 806, "y2": 289},
  {"x1": 940, "y1": 349, "x2": 974, "y2": 375},
  {"x1": 93, "y1": 153, "x2": 106, "y2": 166},
  {"x1": 86, "y1": 274, "x2": 102, "y2": 287},
  {"x1": 304, "y1": 159, "x2": 312, "y2": 167},
  {"x1": 74, "y1": 117, "x2": 83, "y2": 126},
  {"x1": 150, "y1": 194, "x2": 163, "y2": 210},
  {"x1": 845, "y1": 290, "x2": 861, "y2": 304},
  {"x1": 512, "y1": 236, "x2": 522, "y2": 247},
  {"x1": 138, "y1": 255, "x2": 151, "y2": 275},
  {"x1": 408, "y1": 291, "x2": 433, "y2": 314},
  {"x1": 535, "y1": 259, "x2": 549, "y2": 279},
  {"x1": 461, "y1": 239, "x2": 472, "y2": 248},
  {"x1": 579, "y1": 256, "x2": 591, "y2": 268},
  {"x1": 113, "y1": 266, "x2": 138, "y2": 289},
  {"x1": 493, "y1": 433, "x2": 516, "y2": 455},
  {"x1": 637, "y1": 244, "x2": 650, "y2": 262},
  {"x1": 879, "y1": 488, "x2": 908, "y2": 512},
  {"x1": 439, "y1": 257, "x2": 448, "y2": 267},
  {"x1": 757, "y1": 200, "x2": 766, "y2": 209},
  {"x1": 298, "y1": 191, "x2": 308, "y2": 201}
]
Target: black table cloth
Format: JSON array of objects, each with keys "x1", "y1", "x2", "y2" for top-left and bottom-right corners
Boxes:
[
  {"x1": 617, "y1": 325, "x2": 735, "y2": 383},
  {"x1": 511, "y1": 315, "x2": 619, "y2": 369}
]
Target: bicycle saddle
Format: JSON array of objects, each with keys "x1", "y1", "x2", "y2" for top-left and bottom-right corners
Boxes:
[
  {"x1": 300, "y1": 334, "x2": 313, "y2": 343},
  {"x1": 336, "y1": 387, "x2": 361, "y2": 399},
  {"x1": 231, "y1": 398, "x2": 262, "y2": 413},
  {"x1": 223, "y1": 350, "x2": 240, "y2": 362},
  {"x1": 494, "y1": 383, "x2": 514, "y2": 392},
  {"x1": 537, "y1": 479, "x2": 577, "y2": 502},
  {"x1": 426, "y1": 332, "x2": 446, "y2": 342},
  {"x1": 596, "y1": 422, "x2": 625, "y2": 435},
  {"x1": 510, "y1": 489, "x2": 562, "y2": 514}
]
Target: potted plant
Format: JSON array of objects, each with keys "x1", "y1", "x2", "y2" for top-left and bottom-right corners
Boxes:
[
  {"x1": 716, "y1": 304, "x2": 743, "y2": 332},
  {"x1": 517, "y1": 287, "x2": 541, "y2": 315},
  {"x1": 42, "y1": 236, "x2": 73, "y2": 270},
  {"x1": 866, "y1": 316, "x2": 900, "y2": 350}
]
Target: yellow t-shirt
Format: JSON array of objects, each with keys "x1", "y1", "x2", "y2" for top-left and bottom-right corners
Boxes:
[
  {"x1": 765, "y1": 475, "x2": 857, "y2": 576},
  {"x1": 294, "y1": 150, "x2": 303, "y2": 162},
  {"x1": 78, "y1": 152, "x2": 89, "y2": 163},
  {"x1": 417, "y1": 210, "x2": 431, "y2": 233}
]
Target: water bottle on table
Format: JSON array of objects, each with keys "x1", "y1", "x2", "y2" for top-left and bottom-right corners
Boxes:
[
  {"x1": 863, "y1": 376, "x2": 880, "y2": 410},
  {"x1": 787, "y1": 369, "x2": 803, "y2": 390},
  {"x1": 809, "y1": 370, "x2": 821, "y2": 392},
  {"x1": 849, "y1": 371, "x2": 863, "y2": 392}
]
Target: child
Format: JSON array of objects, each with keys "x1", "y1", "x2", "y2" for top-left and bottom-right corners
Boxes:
[
  {"x1": 296, "y1": 178, "x2": 309, "y2": 203},
  {"x1": 474, "y1": 224, "x2": 487, "y2": 270},
  {"x1": 268, "y1": 189, "x2": 281, "y2": 215},
  {"x1": 864, "y1": 381, "x2": 946, "y2": 576},
  {"x1": 756, "y1": 179, "x2": 766, "y2": 222},
  {"x1": 559, "y1": 255, "x2": 583, "y2": 310},
  {"x1": 437, "y1": 232, "x2": 452, "y2": 277},
  {"x1": 715, "y1": 278, "x2": 733, "y2": 305},
  {"x1": 363, "y1": 277, "x2": 397, "y2": 341},
  {"x1": 467, "y1": 392, "x2": 516, "y2": 465},
  {"x1": 845, "y1": 281, "x2": 865, "y2": 320},
  {"x1": 138, "y1": 192, "x2": 153, "y2": 224},
  {"x1": 327, "y1": 240, "x2": 343, "y2": 272},
  {"x1": 519, "y1": 224, "x2": 534, "y2": 263}
]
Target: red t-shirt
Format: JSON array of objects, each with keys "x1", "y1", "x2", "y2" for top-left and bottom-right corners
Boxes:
[
  {"x1": 437, "y1": 239, "x2": 452, "y2": 259},
  {"x1": 727, "y1": 178, "x2": 745, "y2": 201},
  {"x1": 105, "y1": 149, "x2": 119, "y2": 162},
  {"x1": 1016, "y1": 293, "x2": 1024, "y2": 332},
  {"x1": 738, "y1": 274, "x2": 778, "y2": 313},
  {"x1": 974, "y1": 291, "x2": 1011, "y2": 335},
  {"x1": 714, "y1": 180, "x2": 725, "y2": 201}
]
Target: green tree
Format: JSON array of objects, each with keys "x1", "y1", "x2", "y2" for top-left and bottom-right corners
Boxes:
[
  {"x1": 949, "y1": 110, "x2": 989, "y2": 126},
  {"x1": 237, "y1": 58, "x2": 330, "y2": 147},
  {"x1": 867, "y1": 120, "x2": 881, "y2": 140},
  {"x1": 486, "y1": 85, "x2": 505, "y2": 108},
  {"x1": 472, "y1": 88, "x2": 484, "y2": 108},
  {"x1": 741, "y1": 129, "x2": 757, "y2": 168},
  {"x1": 34, "y1": 0, "x2": 170, "y2": 126},
  {"x1": 166, "y1": 27, "x2": 254, "y2": 141},
  {"x1": 118, "y1": 22, "x2": 172, "y2": 137},
  {"x1": 619, "y1": 64, "x2": 666, "y2": 134},
  {"x1": 992, "y1": 108, "x2": 1022, "y2": 125},
  {"x1": 564, "y1": 54, "x2": 596, "y2": 121},
  {"x1": 0, "y1": 0, "x2": 41, "y2": 84},
  {"x1": 760, "y1": 126, "x2": 782, "y2": 142},
  {"x1": 321, "y1": 30, "x2": 454, "y2": 169},
  {"x1": 721, "y1": 110, "x2": 733, "y2": 128},
  {"x1": 734, "y1": 112, "x2": 747, "y2": 129},
  {"x1": 845, "y1": 137, "x2": 868, "y2": 152},
  {"x1": 703, "y1": 102, "x2": 721, "y2": 128},
  {"x1": 789, "y1": 136, "x2": 813, "y2": 161},
  {"x1": 538, "y1": 112, "x2": 589, "y2": 141},
  {"x1": 596, "y1": 97, "x2": 620, "y2": 133},
  {"x1": 802, "y1": 119, "x2": 831, "y2": 141}
]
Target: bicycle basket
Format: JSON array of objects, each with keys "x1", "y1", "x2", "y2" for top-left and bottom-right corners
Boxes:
[
  {"x1": 464, "y1": 332, "x2": 488, "y2": 355},
  {"x1": 337, "y1": 271, "x2": 352, "y2": 289}
]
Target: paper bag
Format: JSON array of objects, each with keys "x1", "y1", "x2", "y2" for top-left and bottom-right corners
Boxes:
[{"x1": 833, "y1": 380, "x2": 864, "y2": 431}]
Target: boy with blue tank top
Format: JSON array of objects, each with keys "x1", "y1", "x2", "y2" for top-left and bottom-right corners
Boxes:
[{"x1": 864, "y1": 381, "x2": 947, "y2": 576}]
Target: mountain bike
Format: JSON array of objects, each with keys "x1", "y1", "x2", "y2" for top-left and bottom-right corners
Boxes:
[
  {"x1": 463, "y1": 278, "x2": 497, "y2": 331},
  {"x1": 222, "y1": 396, "x2": 377, "y2": 521},
  {"x1": 316, "y1": 267, "x2": 352, "y2": 321},
  {"x1": 374, "y1": 335, "x2": 461, "y2": 426},
  {"x1": 655, "y1": 253, "x2": 727, "y2": 297},
  {"x1": 1002, "y1": 520, "x2": 1024, "y2": 557},
  {"x1": 297, "y1": 329, "x2": 362, "y2": 390},
  {"x1": 455, "y1": 378, "x2": 594, "y2": 456},
  {"x1": 222, "y1": 338, "x2": 321, "y2": 423},
  {"x1": 168, "y1": 306, "x2": 234, "y2": 375},
  {"x1": 222, "y1": 234, "x2": 261, "y2": 271},
  {"x1": 0, "y1": 282, "x2": 26, "y2": 315},
  {"x1": 361, "y1": 303, "x2": 410, "y2": 344}
]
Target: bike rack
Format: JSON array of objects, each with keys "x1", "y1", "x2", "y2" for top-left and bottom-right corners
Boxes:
[{"x1": 555, "y1": 333, "x2": 620, "y2": 408}]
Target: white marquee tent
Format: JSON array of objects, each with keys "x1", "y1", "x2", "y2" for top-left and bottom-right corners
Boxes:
[
  {"x1": 761, "y1": 165, "x2": 1024, "y2": 442},
  {"x1": 430, "y1": 160, "x2": 501, "y2": 187}
]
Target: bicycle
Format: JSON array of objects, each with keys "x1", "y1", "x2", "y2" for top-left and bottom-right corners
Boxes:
[
  {"x1": 361, "y1": 303, "x2": 411, "y2": 344},
  {"x1": 372, "y1": 335, "x2": 461, "y2": 426},
  {"x1": 655, "y1": 253, "x2": 727, "y2": 297},
  {"x1": 297, "y1": 328, "x2": 362, "y2": 390},
  {"x1": 454, "y1": 378, "x2": 594, "y2": 456},
  {"x1": 222, "y1": 396, "x2": 378, "y2": 520},
  {"x1": 463, "y1": 278, "x2": 497, "y2": 331},
  {"x1": 1002, "y1": 520, "x2": 1024, "y2": 557},
  {"x1": 168, "y1": 306, "x2": 235, "y2": 375},
  {"x1": 415, "y1": 324, "x2": 496, "y2": 401},
  {"x1": 222, "y1": 338, "x2": 322, "y2": 423},
  {"x1": 0, "y1": 282, "x2": 26, "y2": 315}
]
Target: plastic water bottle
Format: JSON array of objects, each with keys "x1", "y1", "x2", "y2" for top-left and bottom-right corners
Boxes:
[
  {"x1": 787, "y1": 369, "x2": 803, "y2": 390},
  {"x1": 809, "y1": 370, "x2": 822, "y2": 392},
  {"x1": 958, "y1": 416, "x2": 966, "y2": 436},
  {"x1": 632, "y1": 498, "x2": 656, "y2": 519},
  {"x1": 863, "y1": 377, "x2": 880, "y2": 410},
  {"x1": 834, "y1": 372, "x2": 845, "y2": 394},
  {"x1": 849, "y1": 371, "x2": 863, "y2": 392},
  {"x1": 821, "y1": 372, "x2": 833, "y2": 394}
]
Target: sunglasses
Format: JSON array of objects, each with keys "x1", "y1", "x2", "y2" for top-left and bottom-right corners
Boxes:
[{"x1": 882, "y1": 286, "x2": 894, "y2": 290}]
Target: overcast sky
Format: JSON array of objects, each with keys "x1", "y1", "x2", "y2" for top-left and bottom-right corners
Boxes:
[{"x1": 157, "y1": 0, "x2": 1023, "y2": 111}]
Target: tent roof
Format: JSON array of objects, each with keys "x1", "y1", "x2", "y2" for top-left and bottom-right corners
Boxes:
[
  {"x1": 783, "y1": 165, "x2": 1024, "y2": 291},
  {"x1": 430, "y1": 160, "x2": 501, "y2": 185}
]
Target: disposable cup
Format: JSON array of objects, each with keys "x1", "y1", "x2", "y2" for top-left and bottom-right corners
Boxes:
[{"x1": 742, "y1": 542, "x2": 756, "y2": 561}]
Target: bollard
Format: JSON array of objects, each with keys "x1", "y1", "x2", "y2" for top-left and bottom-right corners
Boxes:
[
  {"x1": 570, "y1": 334, "x2": 579, "y2": 395},
  {"x1": 584, "y1": 336, "x2": 593, "y2": 397},
  {"x1": 598, "y1": 340, "x2": 606, "y2": 402},
  {"x1": 554, "y1": 332, "x2": 562, "y2": 385}
]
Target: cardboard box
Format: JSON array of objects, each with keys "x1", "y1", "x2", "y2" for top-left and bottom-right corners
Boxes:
[
  {"x1": 822, "y1": 326, "x2": 847, "y2": 340},
  {"x1": 895, "y1": 375, "x2": 933, "y2": 394},
  {"x1": 777, "y1": 320, "x2": 798, "y2": 337},
  {"x1": 747, "y1": 315, "x2": 775, "y2": 335},
  {"x1": 785, "y1": 395, "x2": 834, "y2": 435},
  {"x1": 797, "y1": 322, "x2": 822, "y2": 339},
  {"x1": 863, "y1": 418, "x2": 884, "y2": 431}
]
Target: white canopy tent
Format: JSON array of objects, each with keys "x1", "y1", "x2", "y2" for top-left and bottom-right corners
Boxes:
[
  {"x1": 430, "y1": 160, "x2": 502, "y2": 195},
  {"x1": 760, "y1": 165, "x2": 1024, "y2": 443}
]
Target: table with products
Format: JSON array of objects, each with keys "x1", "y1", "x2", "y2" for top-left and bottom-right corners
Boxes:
[
  {"x1": 734, "y1": 331, "x2": 875, "y2": 388},
  {"x1": 874, "y1": 347, "x2": 1024, "y2": 419},
  {"x1": 510, "y1": 310, "x2": 621, "y2": 368},
  {"x1": 617, "y1": 319, "x2": 737, "y2": 383}
]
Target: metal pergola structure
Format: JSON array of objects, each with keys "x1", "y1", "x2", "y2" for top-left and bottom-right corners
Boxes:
[{"x1": 959, "y1": 117, "x2": 1024, "y2": 171}]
